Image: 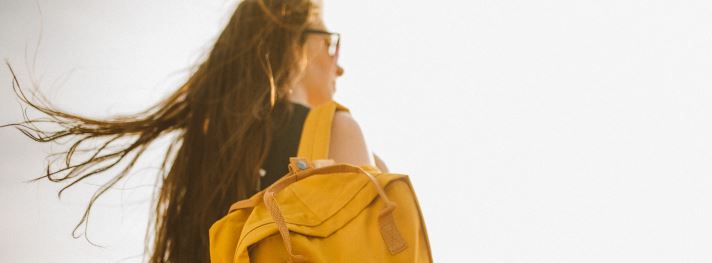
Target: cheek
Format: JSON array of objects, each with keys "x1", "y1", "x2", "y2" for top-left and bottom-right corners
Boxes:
[{"x1": 304, "y1": 57, "x2": 334, "y2": 93}]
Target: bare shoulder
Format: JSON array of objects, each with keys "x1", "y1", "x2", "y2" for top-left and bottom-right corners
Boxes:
[{"x1": 328, "y1": 111, "x2": 373, "y2": 166}]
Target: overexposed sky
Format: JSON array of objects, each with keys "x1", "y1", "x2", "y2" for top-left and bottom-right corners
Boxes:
[{"x1": 1, "y1": 0, "x2": 711, "y2": 262}]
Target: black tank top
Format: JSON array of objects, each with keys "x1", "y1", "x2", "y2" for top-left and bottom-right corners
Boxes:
[{"x1": 259, "y1": 102, "x2": 310, "y2": 190}]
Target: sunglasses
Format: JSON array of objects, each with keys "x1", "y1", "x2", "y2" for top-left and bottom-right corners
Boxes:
[{"x1": 304, "y1": 29, "x2": 341, "y2": 57}]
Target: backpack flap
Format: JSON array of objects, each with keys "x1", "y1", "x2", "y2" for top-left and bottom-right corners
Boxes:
[{"x1": 230, "y1": 165, "x2": 409, "y2": 261}]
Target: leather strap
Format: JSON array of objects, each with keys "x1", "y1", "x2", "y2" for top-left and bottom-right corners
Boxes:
[{"x1": 228, "y1": 191, "x2": 264, "y2": 212}]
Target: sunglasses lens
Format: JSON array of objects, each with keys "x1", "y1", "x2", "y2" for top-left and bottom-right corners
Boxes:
[
  {"x1": 305, "y1": 30, "x2": 340, "y2": 57},
  {"x1": 330, "y1": 34, "x2": 340, "y2": 57}
]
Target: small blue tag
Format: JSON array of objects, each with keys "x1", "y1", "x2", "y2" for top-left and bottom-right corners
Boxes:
[{"x1": 296, "y1": 160, "x2": 308, "y2": 170}]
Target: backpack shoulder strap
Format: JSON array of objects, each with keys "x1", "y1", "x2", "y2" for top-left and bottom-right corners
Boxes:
[
  {"x1": 297, "y1": 100, "x2": 349, "y2": 161},
  {"x1": 227, "y1": 101, "x2": 349, "y2": 214}
]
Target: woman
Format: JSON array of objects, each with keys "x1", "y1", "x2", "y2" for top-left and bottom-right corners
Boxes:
[{"x1": 4, "y1": 0, "x2": 387, "y2": 262}]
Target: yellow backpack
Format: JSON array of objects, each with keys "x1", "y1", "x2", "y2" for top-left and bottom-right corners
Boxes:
[{"x1": 209, "y1": 101, "x2": 432, "y2": 262}]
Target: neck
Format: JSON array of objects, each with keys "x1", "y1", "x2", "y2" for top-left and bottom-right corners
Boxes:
[{"x1": 287, "y1": 84, "x2": 310, "y2": 108}]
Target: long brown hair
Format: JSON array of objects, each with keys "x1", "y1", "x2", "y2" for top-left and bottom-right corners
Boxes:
[{"x1": 2, "y1": 0, "x2": 317, "y2": 262}]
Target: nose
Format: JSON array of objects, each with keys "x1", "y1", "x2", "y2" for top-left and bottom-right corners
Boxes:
[{"x1": 336, "y1": 64, "x2": 344, "y2": 77}]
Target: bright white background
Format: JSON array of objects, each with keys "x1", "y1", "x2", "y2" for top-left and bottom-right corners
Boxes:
[{"x1": 1, "y1": 0, "x2": 711, "y2": 262}]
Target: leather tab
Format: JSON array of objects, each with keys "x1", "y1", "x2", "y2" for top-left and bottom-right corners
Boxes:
[
  {"x1": 288, "y1": 157, "x2": 312, "y2": 174},
  {"x1": 378, "y1": 202, "x2": 408, "y2": 254}
]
